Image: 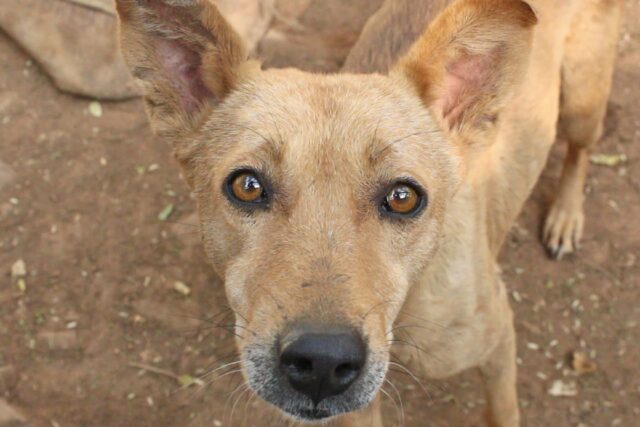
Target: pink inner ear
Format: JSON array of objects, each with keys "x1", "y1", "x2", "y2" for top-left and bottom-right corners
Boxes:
[
  {"x1": 440, "y1": 52, "x2": 494, "y2": 128},
  {"x1": 155, "y1": 38, "x2": 214, "y2": 114}
]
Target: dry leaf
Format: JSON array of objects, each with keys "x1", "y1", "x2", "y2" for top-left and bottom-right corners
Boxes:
[
  {"x1": 571, "y1": 351, "x2": 597, "y2": 375},
  {"x1": 548, "y1": 379, "x2": 577, "y2": 397},
  {"x1": 88, "y1": 101, "x2": 103, "y2": 118},
  {"x1": 178, "y1": 374, "x2": 196, "y2": 387},
  {"x1": 589, "y1": 153, "x2": 627, "y2": 167},
  {"x1": 11, "y1": 259, "x2": 26, "y2": 278},
  {"x1": 16, "y1": 278, "x2": 26, "y2": 293},
  {"x1": 173, "y1": 281, "x2": 191, "y2": 296}
]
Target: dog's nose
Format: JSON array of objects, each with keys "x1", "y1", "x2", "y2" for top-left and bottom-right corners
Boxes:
[{"x1": 280, "y1": 329, "x2": 366, "y2": 404}]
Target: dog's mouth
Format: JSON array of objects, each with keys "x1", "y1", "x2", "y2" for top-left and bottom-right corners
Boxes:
[
  {"x1": 246, "y1": 357, "x2": 386, "y2": 423},
  {"x1": 292, "y1": 407, "x2": 333, "y2": 422},
  {"x1": 242, "y1": 330, "x2": 387, "y2": 423}
]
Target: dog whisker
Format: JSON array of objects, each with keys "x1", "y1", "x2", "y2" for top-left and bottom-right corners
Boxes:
[
  {"x1": 255, "y1": 283, "x2": 290, "y2": 319},
  {"x1": 200, "y1": 306, "x2": 257, "y2": 336},
  {"x1": 173, "y1": 307, "x2": 259, "y2": 341},
  {"x1": 386, "y1": 322, "x2": 444, "y2": 336},
  {"x1": 385, "y1": 377, "x2": 406, "y2": 427},
  {"x1": 361, "y1": 298, "x2": 395, "y2": 320},
  {"x1": 197, "y1": 365, "x2": 242, "y2": 389},
  {"x1": 268, "y1": 111, "x2": 286, "y2": 146},
  {"x1": 241, "y1": 389, "x2": 261, "y2": 426},
  {"x1": 229, "y1": 382, "x2": 255, "y2": 425},
  {"x1": 176, "y1": 306, "x2": 233, "y2": 323},
  {"x1": 196, "y1": 322, "x2": 256, "y2": 338},
  {"x1": 203, "y1": 368, "x2": 244, "y2": 392},
  {"x1": 372, "y1": 130, "x2": 436, "y2": 161},
  {"x1": 193, "y1": 351, "x2": 242, "y2": 377},
  {"x1": 388, "y1": 360, "x2": 431, "y2": 398},
  {"x1": 398, "y1": 309, "x2": 448, "y2": 329},
  {"x1": 387, "y1": 338, "x2": 449, "y2": 369},
  {"x1": 231, "y1": 307, "x2": 251, "y2": 326},
  {"x1": 223, "y1": 382, "x2": 251, "y2": 424},
  {"x1": 229, "y1": 323, "x2": 258, "y2": 336},
  {"x1": 198, "y1": 360, "x2": 243, "y2": 381},
  {"x1": 180, "y1": 366, "x2": 243, "y2": 403},
  {"x1": 236, "y1": 123, "x2": 273, "y2": 146},
  {"x1": 387, "y1": 351, "x2": 449, "y2": 395},
  {"x1": 169, "y1": 307, "x2": 233, "y2": 329},
  {"x1": 392, "y1": 323, "x2": 453, "y2": 370},
  {"x1": 380, "y1": 385, "x2": 402, "y2": 427},
  {"x1": 181, "y1": 323, "x2": 246, "y2": 340}
]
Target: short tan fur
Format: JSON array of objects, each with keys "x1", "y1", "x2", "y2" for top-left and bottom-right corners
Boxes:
[{"x1": 115, "y1": 0, "x2": 622, "y2": 425}]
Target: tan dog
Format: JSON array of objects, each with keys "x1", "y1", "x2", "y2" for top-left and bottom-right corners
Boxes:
[{"x1": 114, "y1": 0, "x2": 621, "y2": 425}]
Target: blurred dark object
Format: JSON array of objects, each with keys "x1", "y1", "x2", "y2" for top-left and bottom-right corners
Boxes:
[
  {"x1": 0, "y1": 0, "x2": 137, "y2": 100},
  {"x1": 0, "y1": 0, "x2": 274, "y2": 100},
  {"x1": 343, "y1": 0, "x2": 449, "y2": 73},
  {"x1": 0, "y1": 398, "x2": 30, "y2": 427},
  {"x1": 259, "y1": 0, "x2": 384, "y2": 72}
]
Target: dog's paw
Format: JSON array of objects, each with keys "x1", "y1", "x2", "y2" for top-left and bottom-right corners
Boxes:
[{"x1": 543, "y1": 201, "x2": 585, "y2": 260}]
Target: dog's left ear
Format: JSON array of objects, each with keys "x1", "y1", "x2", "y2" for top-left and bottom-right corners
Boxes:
[{"x1": 396, "y1": 0, "x2": 537, "y2": 143}]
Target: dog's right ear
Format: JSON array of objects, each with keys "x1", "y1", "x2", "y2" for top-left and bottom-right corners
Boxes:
[{"x1": 115, "y1": 0, "x2": 251, "y2": 141}]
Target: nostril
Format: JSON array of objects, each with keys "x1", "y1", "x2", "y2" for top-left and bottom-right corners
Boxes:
[
  {"x1": 292, "y1": 357, "x2": 313, "y2": 372},
  {"x1": 334, "y1": 363, "x2": 360, "y2": 378},
  {"x1": 334, "y1": 362, "x2": 360, "y2": 383},
  {"x1": 285, "y1": 357, "x2": 313, "y2": 377}
]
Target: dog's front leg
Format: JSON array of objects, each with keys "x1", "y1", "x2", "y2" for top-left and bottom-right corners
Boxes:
[
  {"x1": 479, "y1": 309, "x2": 519, "y2": 427},
  {"x1": 334, "y1": 395, "x2": 384, "y2": 427}
]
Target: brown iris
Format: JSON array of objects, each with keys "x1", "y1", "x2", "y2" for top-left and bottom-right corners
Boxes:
[
  {"x1": 230, "y1": 172, "x2": 264, "y2": 203},
  {"x1": 384, "y1": 184, "x2": 420, "y2": 214}
]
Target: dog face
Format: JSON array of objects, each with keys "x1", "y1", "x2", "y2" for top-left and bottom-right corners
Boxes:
[
  {"x1": 195, "y1": 70, "x2": 459, "y2": 420},
  {"x1": 116, "y1": 0, "x2": 535, "y2": 422}
]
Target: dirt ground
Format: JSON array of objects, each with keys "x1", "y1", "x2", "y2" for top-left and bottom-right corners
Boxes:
[{"x1": 1, "y1": 1, "x2": 639, "y2": 426}]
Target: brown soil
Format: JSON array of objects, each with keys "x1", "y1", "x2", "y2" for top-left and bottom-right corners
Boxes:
[{"x1": 1, "y1": 1, "x2": 639, "y2": 426}]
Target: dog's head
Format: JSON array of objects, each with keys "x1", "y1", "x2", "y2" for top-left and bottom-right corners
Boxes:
[{"x1": 116, "y1": 0, "x2": 535, "y2": 422}]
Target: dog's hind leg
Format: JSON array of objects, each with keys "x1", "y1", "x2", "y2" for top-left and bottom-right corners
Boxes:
[
  {"x1": 479, "y1": 307, "x2": 519, "y2": 427},
  {"x1": 543, "y1": 0, "x2": 623, "y2": 259}
]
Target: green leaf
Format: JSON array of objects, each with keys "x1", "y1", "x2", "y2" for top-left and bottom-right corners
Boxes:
[
  {"x1": 88, "y1": 101, "x2": 103, "y2": 118},
  {"x1": 158, "y1": 204, "x2": 174, "y2": 221},
  {"x1": 589, "y1": 153, "x2": 627, "y2": 167},
  {"x1": 178, "y1": 374, "x2": 196, "y2": 387}
]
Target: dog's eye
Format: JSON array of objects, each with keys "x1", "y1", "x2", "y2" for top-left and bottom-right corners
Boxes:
[
  {"x1": 381, "y1": 182, "x2": 426, "y2": 217},
  {"x1": 226, "y1": 170, "x2": 268, "y2": 206}
]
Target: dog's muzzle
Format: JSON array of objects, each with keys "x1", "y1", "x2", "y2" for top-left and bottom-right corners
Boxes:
[{"x1": 243, "y1": 324, "x2": 386, "y2": 422}]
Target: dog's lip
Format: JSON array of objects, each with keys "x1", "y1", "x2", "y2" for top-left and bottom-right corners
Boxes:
[{"x1": 295, "y1": 407, "x2": 333, "y2": 421}]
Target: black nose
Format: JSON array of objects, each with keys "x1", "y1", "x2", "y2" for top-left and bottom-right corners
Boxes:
[{"x1": 280, "y1": 329, "x2": 366, "y2": 405}]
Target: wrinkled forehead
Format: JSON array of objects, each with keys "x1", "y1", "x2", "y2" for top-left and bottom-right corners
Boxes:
[{"x1": 216, "y1": 71, "x2": 438, "y2": 168}]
